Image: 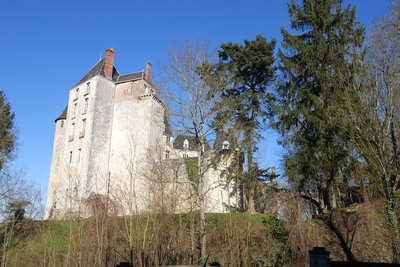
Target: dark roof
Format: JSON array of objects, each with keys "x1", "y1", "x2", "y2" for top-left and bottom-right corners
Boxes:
[
  {"x1": 74, "y1": 59, "x2": 119, "y2": 87},
  {"x1": 117, "y1": 72, "x2": 143, "y2": 83},
  {"x1": 55, "y1": 106, "x2": 68, "y2": 122},
  {"x1": 173, "y1": 135, "x2": 210, "y2": 150},
  {"x1": 173, "y1": 135, "x2": 198, "y2": 150}
]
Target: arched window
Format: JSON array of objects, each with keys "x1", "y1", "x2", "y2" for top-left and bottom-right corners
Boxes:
[
  {"x1": 222, "y1": 140, "x2": 230, "y2": 150},
  {"x1": 183, "y1": 139, "x2": 189, "y2": 150}
]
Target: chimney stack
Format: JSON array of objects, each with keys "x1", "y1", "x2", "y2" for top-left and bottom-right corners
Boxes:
[
  {"x1": 145, "y1": 62, "x2": 152, "y2": 82},
  {"x1": 104, "y1": 48, "x2": 115, "y2": 79}
]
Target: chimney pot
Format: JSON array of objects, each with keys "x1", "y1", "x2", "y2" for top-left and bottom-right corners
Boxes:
[
  {"x1": 145, "y1": 62, "x2": 152, "y2": 82},
  {"x1": 104, "y1": 48, "x2": 115, "y2": 79}
]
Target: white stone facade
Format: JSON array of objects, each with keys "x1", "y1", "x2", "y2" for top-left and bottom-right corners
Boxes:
[{"x1": 45, "y1": 49, "x2": 235, "y2": 219}]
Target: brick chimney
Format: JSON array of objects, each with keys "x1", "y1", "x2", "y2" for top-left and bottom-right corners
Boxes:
[
  {"x1": 145, "y1": 62, "x2": 152, "y2": 82},
  {"x1": 104, "y1": 48, "x2": 115, "y2": 79}
]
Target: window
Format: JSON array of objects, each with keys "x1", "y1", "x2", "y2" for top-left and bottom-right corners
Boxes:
[
  {"x1": 183, "y1": 153, "x2": 188, "y2": 158},
  {"x1": 84, "y1": 98, "x2": 89, "y2": 114},
  {"x1": 61, "y1": 121, "x2": 64, "y2": 128},
  {"x1": 85, "y1": 82, "x2": 90, "y2": 95},
  {"x1": 183, "y1": 139, "x2": 189, "y2": 150},
  {"x1": 80, "y1": 119, "x2": 86, "y2": 138},
  {"x1": 69, "y1": 151, "x2": 73, "y2": 163},
  {"x1": 73, "y1": 103, "x2": 77, "y2": 118},
  {"x1": 165, "y1": 150, "x2": 170, "y2": 159},
  {"x1": 222, "y1": 140, "x2": 230, "y2": 150},
  {"x1": 78, "y1": 148, "x2": 81, "y2": 162},
  {"x1": 69, "y1": 123, "x2": 75, "y2": 141},
  {"x1": 166, "y1": 136, "x2": 170, "y2": 145},
  {"x1": 75, "y1": 88, "x2": 79, "y2": 100},
  {"x1": 144, "y1": 84, "x2": 149, "y2": 94}
]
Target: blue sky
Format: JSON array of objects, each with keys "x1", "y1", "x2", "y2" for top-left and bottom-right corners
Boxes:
[{"x1": 0, "y1": 0, "x2": 390, "y2": 199}]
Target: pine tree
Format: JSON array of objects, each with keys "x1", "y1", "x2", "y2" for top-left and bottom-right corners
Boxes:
[
  {"x1": 211, "y1": 35, "x2": 276, "y2": 212},
  {"x1": 0, "y1": 90, "x2": 15, "y2": 171},
  {"x1": 277, "y1": 0, "x2": 364, "y2": 213}
]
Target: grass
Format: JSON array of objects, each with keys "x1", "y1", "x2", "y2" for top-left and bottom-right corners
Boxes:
[{"x1": 4, "y1": 212, "x2": 286, "y2": 266}]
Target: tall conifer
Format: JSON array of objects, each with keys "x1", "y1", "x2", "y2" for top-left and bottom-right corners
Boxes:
[
  {"x1": 277, "y1": 0, "x2": 364, "y2": 212},
  {"x1": 211, "y1": 35, "x2": 276, "y2": 212}
]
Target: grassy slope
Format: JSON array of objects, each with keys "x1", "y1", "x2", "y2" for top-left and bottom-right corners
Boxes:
[{"x1": 6, "y1": 213, "x2": 287, "y2": 266}]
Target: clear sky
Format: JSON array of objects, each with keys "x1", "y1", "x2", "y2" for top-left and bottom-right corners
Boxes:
[{"x1": 0, "y1": 0, "x2": 390, "y2": 200}]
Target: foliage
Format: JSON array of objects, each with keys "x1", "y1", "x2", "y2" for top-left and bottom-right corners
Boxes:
[
  {"x1": 339, "y1": 2, "x2": 400, "y2": 261},
  {"x1": 0, "y1": 91, "x2": 15, "y2": 171},
  {"x1": 6, "y1": 213, "x2": 287, "y2": 266},
  {"x1": 184, "y1": 157, "x2": 199, "y2": 185},
  {"x1": 276, "y1": 0, "x2": 364, "y2": 212},
  {"x1": 210, "y1": 35, "x2": 276, "y2": 212}
]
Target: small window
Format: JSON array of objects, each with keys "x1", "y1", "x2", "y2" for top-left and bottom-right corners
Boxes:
[
  {"x1": 166, "y1": 136, "x2": 171, "y2": 145},
  {"x1": 73, "y1": 103, "x2": 77, "y2": 118},
  {"x1": 165, "y1": 150, "x2": 170, "y2": 159},
  {"x1": 69, "y1": 151, "x2": 73, "y2": 163},
  {"x1": 69, "y1": 123, "x2": 75, "y2": 141},
  {"x1": 86, "y1": 82, "x2": 90, "y2": 95},
  {"x1": 80, "y1": 119, "x2": 86, "y2": 138},
  {"x1": 75, "y1": 88, "x2": 79, "y2": 99},
  {"x1": 222, "y1": 140, "x2": 230, "y2": 150},
  {"x1": 183, "y1": 153, "x2": 188, "y2": 158},
  {"x1": 78, "y1": 148, "x2": 81, "y2": 162},
  {"x1": 84, "y1": 98, "x2": 89, "y2": 114},
  {"x1": 61, "y1": 121, "x2": 64, "y2": 128},
  {"x1": 144, "y1": 84, "x2": 149, "y2": 94},
  {"x1": 183, "y1": 139, "x2": 189, "y2": 150}
]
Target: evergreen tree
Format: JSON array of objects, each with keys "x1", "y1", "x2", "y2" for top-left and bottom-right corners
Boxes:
[
  {"x1": 277, "y1": 0, "x2": 364, "y2": 213},
  {"x1": 0, "y1": 90, "x2": 15, "y2": 171},
  {"x1": 211, "y1": 35, "x2": 276, "y2": 212}
]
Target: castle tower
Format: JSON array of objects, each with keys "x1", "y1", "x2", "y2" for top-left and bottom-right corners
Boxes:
[{"x1": 45, "y1": 49, "x2": 165, "y2": 218}]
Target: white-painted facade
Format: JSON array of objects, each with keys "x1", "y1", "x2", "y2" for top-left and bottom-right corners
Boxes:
[{"x1": 45, "y1": 49, "x2": 235, "y2": 219}]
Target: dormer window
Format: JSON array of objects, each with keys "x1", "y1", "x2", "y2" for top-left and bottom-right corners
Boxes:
[
  {"x1": 183, "y1": 139, "x2": 189, "y2": 150},
  {"x1": 222, "y1": 140, "x2": 230, "y2": 150}
]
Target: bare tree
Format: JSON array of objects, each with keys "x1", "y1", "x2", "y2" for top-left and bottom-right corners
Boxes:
[
  {"x1": 160, "y1": 41, "x2": 227, "y2": 263},
  {"x1": 0, "y1": 167, "x2": 41, "y2": 267},
  {"x1": 342, "y1": 3, "x2": 400, "y2": 262}
]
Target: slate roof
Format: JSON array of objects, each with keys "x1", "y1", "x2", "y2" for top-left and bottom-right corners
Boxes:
[
  {"x1": 173, "y1": 135, "x2": 198, "y2": 150},
  {"x1": 55, "y1": 106, "x2": 68, "y2": 122},
  {"x1": 117, "y1": 72, "x2": 143, "y2": 83},
  {"x1": 74, "y1": 59, "x2": 120, "y2": 87},
  {"x1": 173, "y1": 134, "x2": 210, "y2": 151}
]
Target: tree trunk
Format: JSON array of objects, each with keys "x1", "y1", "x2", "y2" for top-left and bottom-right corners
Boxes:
[
  {"x1": 246, "y1": 145, "x2": 256, "y2": 213},
  {"x1": 198, "y1": 142, "x2": 207, "y2": 264},
  {"x1": 247, "y1": 187, "x2": 255, "y2": 213}
]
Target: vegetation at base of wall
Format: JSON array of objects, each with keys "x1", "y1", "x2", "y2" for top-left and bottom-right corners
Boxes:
[
  {"x1": 4, "y1": 202, "x2": 397, "y2": 266},
  {"x1": 184, "y1": 157, "x2": 199, "y2": 185},
  {"x1": 5, "y1": 213, "x2": 286, "y2": 267}
]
